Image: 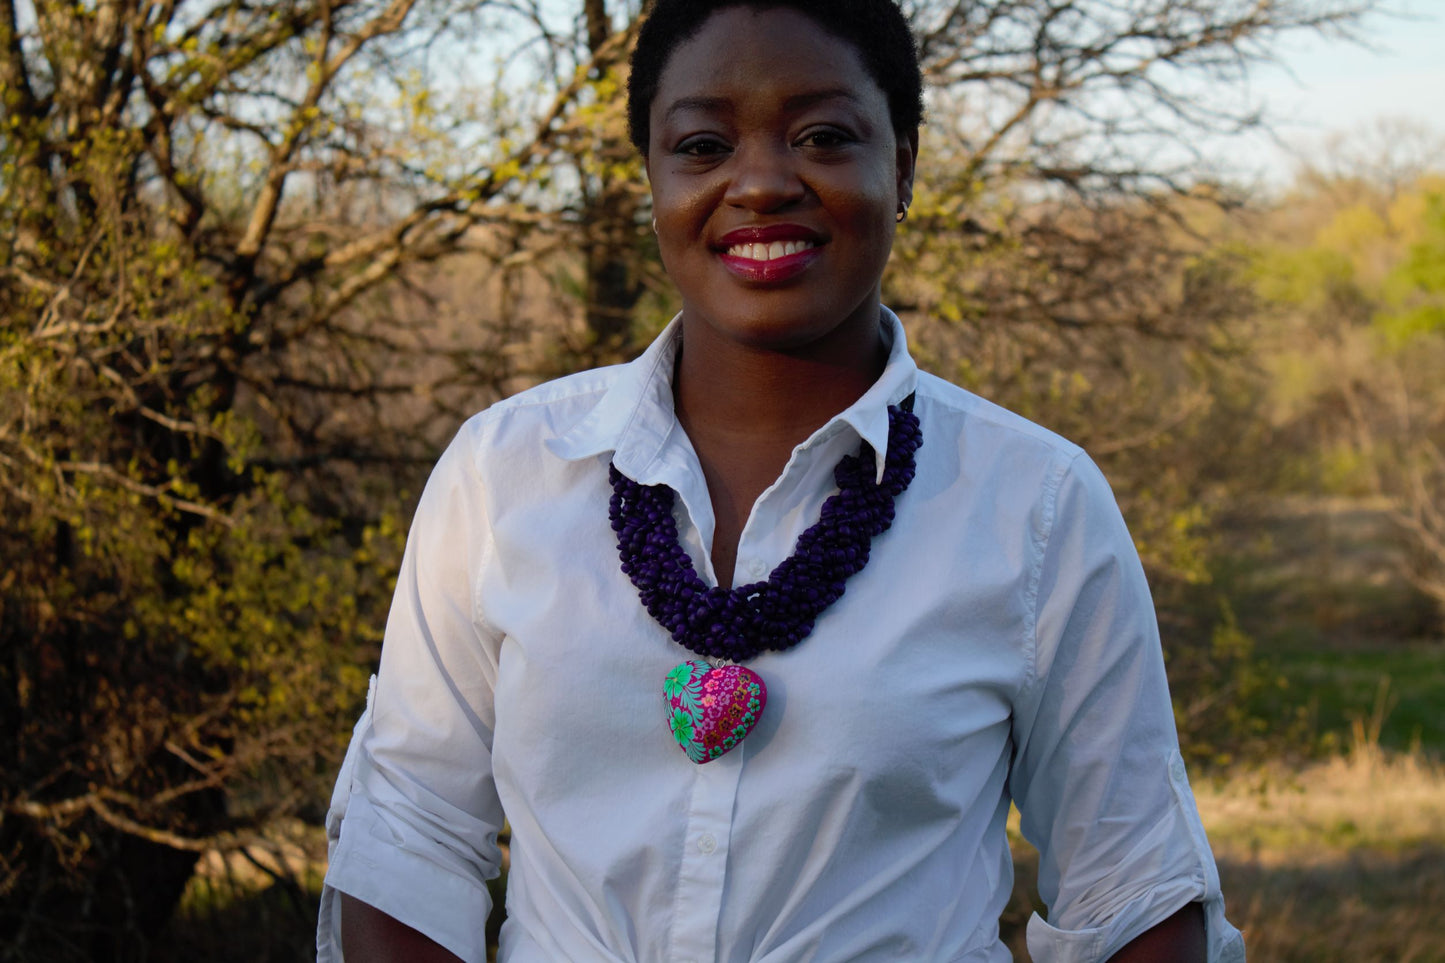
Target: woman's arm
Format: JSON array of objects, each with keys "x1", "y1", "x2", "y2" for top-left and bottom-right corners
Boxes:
[
  {"x1": 1106, "y1": 903, "x2": 1207, "y2": 963},
  {"x1": 340, "y1": 893, "x2": 466, "y2": 963},
  {"x1": 1009, "y1": 453, "x2": 1241, "y2": 962},
  {"x1": 318, "y1": 423, "x2": 507, "y2": 962}
]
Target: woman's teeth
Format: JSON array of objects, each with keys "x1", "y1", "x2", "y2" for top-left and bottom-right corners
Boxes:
[{"x1": 725, "y1": 240, "x2": 816, "y2": 261}]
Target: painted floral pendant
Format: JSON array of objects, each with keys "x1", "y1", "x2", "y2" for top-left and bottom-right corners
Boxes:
[{"x1": 662, "y1": 660, "x2": 767, "y2": 763}]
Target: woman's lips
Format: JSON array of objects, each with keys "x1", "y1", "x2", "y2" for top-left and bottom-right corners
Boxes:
[
  {"x1": 724, "y1": 239, "x2": 817, "y2": 260},
  {"x1": 718, "y1": 245, "x2": 822, "y2": 283},
  {"x1": 716, "y1": 230, "x2": 824, "y2": 283}
]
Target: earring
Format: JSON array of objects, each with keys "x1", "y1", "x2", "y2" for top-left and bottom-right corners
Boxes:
[
  {"x1": 895, "y1": 202, "x2": 909, "y2": 224},
  {"x1": 652, "y1": 218, "x2": 658, "y2": 233}
]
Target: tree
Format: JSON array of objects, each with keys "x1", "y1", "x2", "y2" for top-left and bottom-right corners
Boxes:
[
  {"x1": 1241, "y1": 164, "x2": 1445, "y2": 626},
  {"x1": 0, "y1": 1, "x2": 643, "y2": 956},
  {"x1": 0, "y1": 0, "x2": 1380, "y2": 957},
  {"x1": 1382, "y1": 195, "x2": 1445, "y2": 614}
]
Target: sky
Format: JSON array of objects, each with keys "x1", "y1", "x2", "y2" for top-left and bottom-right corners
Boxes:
[
  {"x1": 1215, "y1": 0, "x2": 1445, "y2": 183},
  {"x1": 424, "y1": 1, "x2": 1442, "y2": 191}
]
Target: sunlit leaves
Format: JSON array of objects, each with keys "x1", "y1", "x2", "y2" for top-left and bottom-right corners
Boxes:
[{"x1": 1241, "y1": 169, "x2": 1445, "y2": 614}]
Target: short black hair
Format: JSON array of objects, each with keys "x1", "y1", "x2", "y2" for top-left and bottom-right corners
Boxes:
[{"x1": 627, "y1": 0, "x2": 923, "y2": 154}]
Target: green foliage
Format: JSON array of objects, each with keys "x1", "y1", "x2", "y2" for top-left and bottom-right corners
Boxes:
[
  {"x1": 0, "y1": 2, "x2": 447, "y2": 955},
  {"x1": 1238, "y1": 172, "x2": 1445, "y2": 620},
  {"x1": 1377, "y1": 190, "x2": 1445, "y2": 343},
  {"x1": 0, "y1": 172, "x2": 408, "y2": 956}
]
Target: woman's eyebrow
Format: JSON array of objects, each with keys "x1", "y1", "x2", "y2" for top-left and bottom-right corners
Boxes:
[
  {"x1": 782, "y1": 88, "x2": 863, "y2": 111},
  {"x1": 662, "y1": 96, "x2": 731, "y2": 123},
  {"x1": 661, "y1": 88, "x2": 863, "y2": 124}
]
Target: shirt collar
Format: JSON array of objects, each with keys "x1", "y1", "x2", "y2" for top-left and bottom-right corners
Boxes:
[
  {"x1": 545, "y1": 316, "x2": 683, "y2": 477},
  {"x1": 834, "y1": 308, "x2": 918, "y2": 484},
  {"x1": 546, "y1": 307, "x2": 919, "y2": 486}
]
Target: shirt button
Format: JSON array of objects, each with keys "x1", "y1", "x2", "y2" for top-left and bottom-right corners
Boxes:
[
  {"x1": 747, "y1": 559, "x2": 766, "y2": 578},
  {"x1": 697, "y1": 832, "x2": 717, "y2": 855}
]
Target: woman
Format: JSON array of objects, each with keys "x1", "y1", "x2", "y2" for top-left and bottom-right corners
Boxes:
[{"x1": 319, "y1": 1, "x2": 1245, "y2": 961}]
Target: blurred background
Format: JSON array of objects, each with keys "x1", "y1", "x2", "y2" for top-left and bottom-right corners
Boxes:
[{"x1": 1, "y1": 1, "x2": 1441, "y2": 960}]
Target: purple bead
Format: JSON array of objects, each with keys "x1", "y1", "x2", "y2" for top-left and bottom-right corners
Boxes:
[{"x1": 609, "y1": 399, "x2": 921, "y2": 662}]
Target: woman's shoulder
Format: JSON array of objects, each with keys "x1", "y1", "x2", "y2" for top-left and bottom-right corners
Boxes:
[{"x1": 913, "y1": 370, "x2": 1085, "y2": 466}]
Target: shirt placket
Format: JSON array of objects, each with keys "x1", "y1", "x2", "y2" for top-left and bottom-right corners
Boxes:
[
  {"x1": 661, "y1": 438, "x2": 824, "y2": 963},
  {"x1": 666, "y1": 748, "x2": 743, "y2": 963}
]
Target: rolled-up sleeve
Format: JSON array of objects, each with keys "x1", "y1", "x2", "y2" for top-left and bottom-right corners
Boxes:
[
  {"x1": 318, "y1": 423, "x2": 506, "y2": 963},
  {"x1": 1009, "y1": 452, "x2": 1245, "y2": 963}
]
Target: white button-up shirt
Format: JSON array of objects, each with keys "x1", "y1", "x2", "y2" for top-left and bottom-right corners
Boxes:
[{"x1": 318, "y1": 311, "x2": 1244, "y2": 963}]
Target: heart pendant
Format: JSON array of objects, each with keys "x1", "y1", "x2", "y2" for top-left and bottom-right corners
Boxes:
[{"x1": 662, "y1": 660, "x2": 767, "y2": 764}]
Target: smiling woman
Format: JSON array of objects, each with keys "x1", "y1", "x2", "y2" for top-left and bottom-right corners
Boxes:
[
  {"x1": 646, "y1": 7, "x2": 911, "y2": 359},
  {"x1": 317, "y1": 2, "x2": 1245, "y2": 962},
  {"x1": 642, "y1": 5, "x2": 919, "y2": 583}
]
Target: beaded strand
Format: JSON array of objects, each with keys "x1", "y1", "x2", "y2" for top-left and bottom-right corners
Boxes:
[{"x1": 609, "y1": 398, "x2": 922, "y2": 663}]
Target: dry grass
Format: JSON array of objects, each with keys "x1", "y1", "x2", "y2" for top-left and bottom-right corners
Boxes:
[
  {"x1": 1002, "y1": 728, "x2": 1445, "y2": 963},
  {"x1": 1194, "y1": 727, "x2": 1445, "y2": 861},
  {"x1": 1218, "y1": 846, "x2": 1445, "y2": 963},
  {"x1": 1195, "y1": 730, "x2": 1445, "y2": 963}
]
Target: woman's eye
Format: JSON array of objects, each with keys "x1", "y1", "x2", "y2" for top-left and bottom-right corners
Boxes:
[
  {"x1": 798, "y1": 128, "x2": 854, "y2": 149},
  {"x1": 676, "y1": 137, "x2": 729, "y2": 157}
]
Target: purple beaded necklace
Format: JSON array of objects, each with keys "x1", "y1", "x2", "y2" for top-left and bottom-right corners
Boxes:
[{"x1": 609, "y1": 395, "x2": 922, "y2": 763}]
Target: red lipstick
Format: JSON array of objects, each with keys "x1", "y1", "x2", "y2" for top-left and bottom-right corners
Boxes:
[{"x1": 716, "y1": 224, "x2": 825, "y2": 284}]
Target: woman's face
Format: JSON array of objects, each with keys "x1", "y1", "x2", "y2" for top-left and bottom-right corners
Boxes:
[{"x1": 645, "y1": 6, "x2": 916, "y2": 358}]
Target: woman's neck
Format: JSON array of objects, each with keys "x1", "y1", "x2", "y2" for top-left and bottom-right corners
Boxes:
[
  {"x1": 672, "y1": 313, "x2": 888, "y2": 451},
  {"x1": 670, "y1": 309, "x2": 888, "y2": 588}
]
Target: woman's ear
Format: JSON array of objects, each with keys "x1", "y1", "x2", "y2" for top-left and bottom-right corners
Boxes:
[{"x1": 896, "y1": 129, "x2": 919, "y2": 213}]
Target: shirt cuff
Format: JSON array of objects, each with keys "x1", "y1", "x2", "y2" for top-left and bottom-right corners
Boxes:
[
  {"x1": 1026, "y1": 742, "x2": 1246, "y2": 963},
  {"x1": 1026, "y1": 887, "x2": 1244, "y2": 963},
  {"x1": 316, "y1": 676, "x2": 496, "y2": 963},
  {"x1": 319, "y1": 797, "x2": 495, "y2": 963}
]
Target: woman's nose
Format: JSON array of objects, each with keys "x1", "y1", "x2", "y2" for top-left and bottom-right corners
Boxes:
[{"x1": 723, "y1": 143, "x2": 805, "y2": 212}]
